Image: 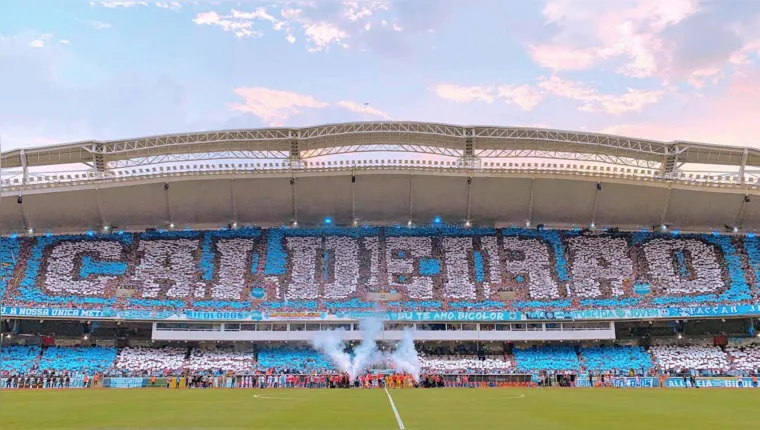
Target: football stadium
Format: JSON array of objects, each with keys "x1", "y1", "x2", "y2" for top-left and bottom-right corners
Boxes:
[{"x1": 1, "y1": 121, "x2": 760, "y2": 429}]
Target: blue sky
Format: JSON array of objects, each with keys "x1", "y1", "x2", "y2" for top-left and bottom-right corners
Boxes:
[{"x1": 1, "y1": 0, "x2": 759, "y2": 150}]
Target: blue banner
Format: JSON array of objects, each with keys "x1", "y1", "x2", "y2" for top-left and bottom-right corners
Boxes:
[
  {"x1": 666, "y1": 377, "x2": 757, "y2": 388},
  {"x1": 103, "y1": 377, "x2": 146, "y2": 388},
  {"x1": 2, "y1": 304, "x2": 760, "y2": 322}
]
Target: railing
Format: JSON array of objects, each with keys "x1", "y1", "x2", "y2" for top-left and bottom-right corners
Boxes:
[{"x1": 2, "y1": 158, "x2": 758, "y2": 193}]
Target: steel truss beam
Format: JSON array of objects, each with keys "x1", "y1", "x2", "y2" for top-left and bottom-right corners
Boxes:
[{"x1": 2, "y1": 122, "x2": 758, "y2": 177}]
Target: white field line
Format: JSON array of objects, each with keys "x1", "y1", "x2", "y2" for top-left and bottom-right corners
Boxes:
[{"x1": 384, "y1": 388, "x2": 406, "y2": 430}]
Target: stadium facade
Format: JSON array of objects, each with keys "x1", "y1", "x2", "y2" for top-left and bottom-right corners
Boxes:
[{"x1": 0, "y1": 122, "x2": 759, "y2": 345}]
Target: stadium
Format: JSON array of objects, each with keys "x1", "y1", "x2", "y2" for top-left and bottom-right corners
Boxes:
[{"x1": 1, "y1": 121, "x2": 760, "y2": 429}]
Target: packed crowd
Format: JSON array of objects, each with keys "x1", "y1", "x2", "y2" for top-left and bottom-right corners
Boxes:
[
  {"x1": 419, "y1": 355, "x2": 513, "y2": 374},
  {"x1": 2, "y1": 343, "x2": 760, "y2": 378},
  {"x1": 0, "y1": 227, "x2": 756, "y2": 312},
  {"x1": 650, "y1": 345, "x2": 731, "y2": 371}
]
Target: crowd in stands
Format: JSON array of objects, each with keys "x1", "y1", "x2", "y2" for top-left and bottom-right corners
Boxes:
[
  {"x1": 419, "y1": 355, "x2": 513, "y2": 374},
  {"x1": 36, "y1": 346, "x2": 117, "y2": 375},
  {"x1": 0, "y1": 227, "x2": 756, "y2": 313},
  {"x1": 256, "y1": 345, "x2": 334, "y2": 374},
  {"x1": 114, "y1": 347, "x2": 187, "y2": 375},
  {"x1": 514, "y1": 345, "x2": 581, "y2": 372},
  {"x1": 579, "y1": 346, "x2": 653, "y2": 373},
  {"x1": 726, "y1": 345, "x2": 760, "y2": 371},
  {"x1": 185, "y1": 348, "x2": 254, "y2": 373},
  {"x1": 2, "y1": 343, "x2": 760, "y2": 380},
  {"x1": 650, "y1": 345, "x2": 731, "y2": 371},
  {"x1": 0, "y1": 345, "x2": 41, "y2": 374}
]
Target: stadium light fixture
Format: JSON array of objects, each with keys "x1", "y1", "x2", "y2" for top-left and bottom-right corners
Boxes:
[
  {"x1": 324, "y1": 217, "x2": 332, "y2": 225},
  {"x1": 733, "y1": 226, "x2": 739, "y2": 233},
  {"x1": 232, "y1": 222, "x2": 238, "y2": 229},
  {"x1": 27, "y1": 228, "x2": 34, "y2": 235},
  {"x1": 83, "y1": 335, "x2": 89, "y2": 340},
  {"x1": 292, "y1": 221, "x2": 298, "y2": 227},
  {"x1": 407, "y1": 220, "x2": 413, "y2": 227},
  {"x1": 102, "y1": 226, "x2": 111, "y2": 233},
  {"x1": 352, "y1": 219, "x2": 358, "y2": 227},
  {"x1": 169, "y1": 223, "x2": 175, "y2": 229},
  {"x1": 660, "y1": 224, "x2": 668, "y2": 232},
  {"x1": 525, "y1": 221, "x2": 531, "y2": 227},
  {"x1": 677, "y1": 334, "x2": 683, "y2": 339},
  {"x1": 433, "y1": 216, "x2": 442, "y2": 224},
  {"x1": 465, "y1": 220, "x2": 471, "y2": 228}
]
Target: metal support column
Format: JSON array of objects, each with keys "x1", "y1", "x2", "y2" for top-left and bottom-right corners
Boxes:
[
  {"x1": 465, "y1": 176, "x2": 473, "y2": 224},
  {"x1": 291, "y1": 176, "x2": 298, "y2": 225},
  {"x1": 20, "y1": 149, "x2": 28, "y2": 188},
  {"x1": 526, "y1": 178, "x2": 535, "y2": 226},
  {"x1": 96, "y1": 188, "x2": 107, "y2": 228},
  {"x1": 735, "y1": 195, "x2": 749, "y2": 230},
  {"x1": 590, "y1": 183, "x2": 601, "y2": 227},
  {"x1": 408, "y1": 174, "x2": 414, "y2": 224},
  {"x1": 660, "y1": 187, "x2": 672, "y2": 228},
  {"x1": 229, "y1": 179, "x2": 238, "y2": 224},
  {"x1": 20, "y1": 197, "x2": 31, "y2": 231},
  {"x1": 164, "y1": 183, "x2": 173, "y2": 227},
  {"x1": 740, "y1": 148, "x2": 749, "y2": 186},
  {"x1": 351, "y1": 170, "x2": 356, "y2": 222}
]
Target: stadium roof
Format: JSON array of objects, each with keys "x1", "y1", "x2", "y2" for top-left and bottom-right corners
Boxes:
[
  {"x1": 1, "y1": 121, "x2": 759, "y2": 234},
  {"x1": 2, "y1": 121, "x2": 760, "y2": 171}
]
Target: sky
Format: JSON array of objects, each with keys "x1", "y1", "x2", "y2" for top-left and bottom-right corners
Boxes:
[{"x1": 1, "y1": 0, "x2": 760, "y2": 151}]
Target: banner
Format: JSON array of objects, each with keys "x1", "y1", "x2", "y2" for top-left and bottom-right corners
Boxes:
[
  {"x1": 3, "y1": 304, "x2": 760, "y2": 322},
  {"x1": 265, "y1": 311, "x2": 327, "y2": 320},
  {"x1": 665, "y1": 377, "x2": 757, "y2": 388},
  {"x1": 103, "y1": 377, "x2": 146, "y2": 389},
  {"x1": 0, "y1": 377, "x2": 86, "y2": 389}
]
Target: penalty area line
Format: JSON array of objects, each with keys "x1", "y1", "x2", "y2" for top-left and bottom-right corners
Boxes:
[{"x1": 384, "y1": 388, "x2": 406, "y2": 430}]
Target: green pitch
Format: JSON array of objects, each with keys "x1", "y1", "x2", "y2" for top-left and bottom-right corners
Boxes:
[{"x1": 1, "y1": 388, "x2": 758, "y2": 429}]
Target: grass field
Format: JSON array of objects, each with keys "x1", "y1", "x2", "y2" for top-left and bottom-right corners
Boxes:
[{"x1": 1, "y1": 388, "x2": 759, "y2": 430}]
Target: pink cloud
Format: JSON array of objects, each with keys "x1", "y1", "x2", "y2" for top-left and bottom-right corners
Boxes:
[
  {"x1": 527, "y1": 0, "x2": 701, "y2": 81},
  {"x1": 598, "y1": 68, "x2": 760, "y2": 147},
  {"x1": 230, "y1": 87, "x2": 329, "y2": 126}
]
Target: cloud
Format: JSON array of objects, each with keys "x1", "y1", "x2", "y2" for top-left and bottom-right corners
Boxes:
[
  {"x1": 154, "y1": 2, "x2": 181, "y2": 9},
  {"x1": 433, "y1": 76, "x2": 663, "y2": 114},
  {"x1": 598, "y1": 67, "x2": 760, "y2": 146},
  {"x1": 336, "y1": 101, "x2": 391, "y2": 120},
  {"x1": 193, "y1": 11, "x2": 262, "y2": 38},
  {"x1": 432, "y1": 84, "x2": 496, "y2": 103},
  {"x1": 59, "y1": 39, "x2": 70, "y2": 45},
  {"x1": 231, "y1": 87, "x2": 393, "y2": 125},
  {"x1": 527, "y1": 1, "x2": 699, "y2": 77},
  {"x1": 496, "y1": 84, "x2": 545, "y2": 111},
  {"x1": 90, "y1": 1, "x2": 181, "y2": 9},
  {"x1": 28, "y1": 34, "x2": 53, "y2": 48},
  {"x1": 90, "y1": 1, "x2": 147, "y2": 7},
  {"x1": 90, "y1": 21, "x2": 113, "y2": 30},
  {"x1": 302, "y1": 22, "x2": 349, "y2": 51},
  {"x1": 230, "y1": 87, "x2": 330, "y2": 126},
  {"x1": 539, "y1": 76, "x2": 663, "y2": 114},
  {"x1": 191, "y1": 2, "x2": 426, "y2": 53}
]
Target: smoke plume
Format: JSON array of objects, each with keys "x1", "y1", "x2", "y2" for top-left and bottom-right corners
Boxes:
[
  {"x1": 390, "y1": 328, "x2": 421, "y2": 382},
  {"x1": 312, "y1": 319, "x2": 420, "y2": 382}
]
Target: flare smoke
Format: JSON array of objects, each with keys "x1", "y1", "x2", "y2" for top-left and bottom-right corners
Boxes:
[{"x1": 311, "y1": 319, "x2": 421, "y2": 382}]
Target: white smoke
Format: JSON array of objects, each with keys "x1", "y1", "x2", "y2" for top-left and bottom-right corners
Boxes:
[
  {"x1": 312, "y1": 319, "x2": 421, "y2": 383},
  {"x1": 311, "y1": 328, "x2": 352, "y2": 375},
  {"x1": 349, "y1": 319, "x2": 385, "y2": 380},
  {"x1": 390, "y1": 328, "x2": 421, "y2": 382}
]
